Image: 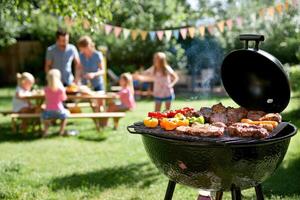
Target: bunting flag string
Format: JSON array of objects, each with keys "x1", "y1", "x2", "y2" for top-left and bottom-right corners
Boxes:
[
  {"x1": 66, "y1": 1, "x2": 298, "y2": 41},
  {"x1": 156, "y1": 30, "x2": 164, "y2": 41},
  {"x1": 140, "y1": 30, "x2": 148, "y2": 40},
  {"x1": 114, "y1": 26, "x2": 122, "y2": 38},
  {"x1": 180, "y1": 28, "x2": 187, "y2": 39},
  {"x1": 188, "y1": 27, "x2": 196, "y2": 38},
  {"x1": 165, "y1": 30, "x2": 172, "y2": 41}
]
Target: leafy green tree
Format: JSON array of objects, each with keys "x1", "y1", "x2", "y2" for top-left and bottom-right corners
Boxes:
[{"x1": 0, "y1": 0, "x2": 112, "y2": 49}]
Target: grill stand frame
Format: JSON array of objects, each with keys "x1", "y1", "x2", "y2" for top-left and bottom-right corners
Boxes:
[{"x1": 163, "y1": 180, "x2": 265, "y2": 200}]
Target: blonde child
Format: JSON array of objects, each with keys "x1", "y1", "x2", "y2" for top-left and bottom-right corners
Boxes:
[
  {"x1": 12, "y1": 72, "x2": 35, "y2": 113},
  {"x1": 109, "y1": 73, "x2": 136, "y2": 112},
  {"x1": 41, "y1": 69, "x2": 69, "y2": 136},
  {"x1": 104, "y1": 73, "x2": 136, "y2": 129},
  {"x1": 135, "y1": 52, "x2": 179, "y2": 111}
]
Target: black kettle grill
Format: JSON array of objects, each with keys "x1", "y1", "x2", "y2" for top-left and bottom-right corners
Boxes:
[{"x1": 127, "y1": 34, "x2": 297, "y2": 200}]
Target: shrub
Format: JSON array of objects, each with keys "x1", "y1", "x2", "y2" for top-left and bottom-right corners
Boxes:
[{"x1": 289, "y1": 66, "x2": 300, "y2": 93}]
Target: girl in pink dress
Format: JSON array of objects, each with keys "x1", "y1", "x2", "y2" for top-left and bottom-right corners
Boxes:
[
  {"x1": 42, "y1": 69, "x2": 69, "y2": 136},
  {"x1": 135, "y1": 52, "x2": 178, "y2": 111},
  {"x1": 105, "y1": 73, "x2": 135, "y2": 129},
  {"x1": 109, "y1": 73, "x2": 136, "y2": 111}
]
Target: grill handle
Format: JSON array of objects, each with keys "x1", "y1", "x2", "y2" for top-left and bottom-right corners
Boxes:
[
  {"x1": 239, "y1": 34, "x2": 264, "y2": 51},
  {"x1": 127, "y1": 125, "x2": 138, "y2": 134}
]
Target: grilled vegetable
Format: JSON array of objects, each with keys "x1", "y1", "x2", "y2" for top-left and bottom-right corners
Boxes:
[
  {"x1": 160, "y1": 118, "x2": 179, "y2": 131},
  {"x1": 177, "y1": 118, "x2": 190, "y2": 127},
  {"x1": 188, "y1": 116, "x2": 205, "y2": 124},
  {"x1": 148, "y1": 112, "x2": 167, "y2": 119},
  {"x1": 144, "y1": 117, "x2": 159, "y2": 128}
]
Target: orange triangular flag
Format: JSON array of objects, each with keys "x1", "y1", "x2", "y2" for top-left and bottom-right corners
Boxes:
[
  {"x1": 285, "y1": 0, "x2": 289, "y2": 10},
  {"x1": 217, "y1": 21, "x2": 225, "y2": 33},
  {"x1": 131, "y1": 29, "x2": 139, "y2": 40},
  {"x1": 259, "y1": 8, "x2": 265, "y2": 17},
  {"x1": 275, "y1": 4, "x2": 283, "y2": 14},
  {"x1": 198, "y1": 26, "x2": 205, "y2": 37},
  {"x1": 140, "y1": 30, "x2": 148, "y2": 40},
  {"x1": 188, "y1": 27, "x2": 196, "y2": 38}
]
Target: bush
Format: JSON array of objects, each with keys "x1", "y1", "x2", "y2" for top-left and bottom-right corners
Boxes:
[{"x1": 289, "y1": 66, "x2": 300, "y2": 93}]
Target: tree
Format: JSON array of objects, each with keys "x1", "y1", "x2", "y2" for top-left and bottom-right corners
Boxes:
[{"x1": 0, "y1": 0, "x2": 112, "y2": 48}]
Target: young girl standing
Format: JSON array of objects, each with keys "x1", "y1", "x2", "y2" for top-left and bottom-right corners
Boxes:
[
  {"x1": 12, "y1": 72, "x2": 35, "y2": 113},
  {"x1": 42, "y1": 69, "x2": 69, "y2": 136},
  {"x1": 135, "y1": 52, "x2": 178, "y2": 111}
]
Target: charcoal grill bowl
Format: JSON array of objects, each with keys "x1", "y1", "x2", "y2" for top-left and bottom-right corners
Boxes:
[{"x1": 138, "y1": 123, "x2": 297, "y2": 191}]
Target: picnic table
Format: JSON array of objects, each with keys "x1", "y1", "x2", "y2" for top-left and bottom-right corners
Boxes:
[{"x1": 6, "y1": 91, "x2": 125, "y2": 133}]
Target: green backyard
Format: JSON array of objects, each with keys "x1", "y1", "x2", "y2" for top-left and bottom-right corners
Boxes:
[{"x1": 0, "y1": 88, "x2": 299, "y2": 200}]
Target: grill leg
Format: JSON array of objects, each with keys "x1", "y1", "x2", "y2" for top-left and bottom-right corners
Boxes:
[
  {"x1": 255, "y1": 184, "x2": 264, "y2": 200},
  {"x1": 231, "y1": 186, "x2": 242, "y2": 200},
  {"x1": 216, "y1": 191, "x2": 223, "y2": 200},
  {"x1": 164, "y1": 180, "x2": 176, "y2": 200}
]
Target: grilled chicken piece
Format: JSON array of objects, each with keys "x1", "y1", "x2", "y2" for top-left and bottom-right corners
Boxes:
[
  {"x1": 259, "y1": 113, "x2": 282, "y2": 123},
  {"x1": 227, "y1": 122, "x2": 269, "y2": 138},
  {"x1": 247, "y1": 111, "x2": 266, "y2": 121},
  {"x1": 212, "y1": 103, "x2": 227, "y2": 113}
]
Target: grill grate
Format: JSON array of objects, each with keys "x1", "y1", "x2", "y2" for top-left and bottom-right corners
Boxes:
[{"x1": 128, "y1": 122, "x2": 289, "y2": 145}]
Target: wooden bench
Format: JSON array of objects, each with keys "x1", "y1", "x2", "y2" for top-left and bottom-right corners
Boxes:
[
  {"x1": 0, "y1": 111, "x2": 14, "y2": 116},
  {"x1": 9, "y1": 112, "x2": 126, "y2": 133}
]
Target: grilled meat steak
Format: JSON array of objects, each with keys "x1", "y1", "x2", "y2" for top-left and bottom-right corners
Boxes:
[
  {"x1": 198, "y1": 107, "x2": 212, "y2": 121},
  {"x1": 210, "y1": 112, "x2": 228, "y2": 124},
  {"x1": 226, "y1": 107, "x2": 248, "y2": 125},
  {"x1": 247, "y1": 111, "x2": 266, "y2": 121},
  {"x1": 228, "y1": 123, "x2": 269, "y2": 138},
  {"x1": 212, "y1": 103, "x2": 227, "y2": 113},
  {"x1": 259, "y1": 113, "x2": 282, "y2": 122},
  {"x1": 176, "y1": 123, "x2": 224, "y2": 137}
]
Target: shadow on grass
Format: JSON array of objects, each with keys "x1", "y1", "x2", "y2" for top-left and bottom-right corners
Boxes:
[
  {"x1": 262, "y1": 106, "x2": 300, "y2": 198},
  {"x1": 0, "y1": 122, "x2": 42, "y2": 142},
  {"x1": 76, "y1": 131, "x2": 109, "y2": 142},
  {"x1": 263, "y1": 157, "x2": 300, "y2": 198},
  {"x1": 50, "y1": 162, "x2": 160, "y2": 191}
]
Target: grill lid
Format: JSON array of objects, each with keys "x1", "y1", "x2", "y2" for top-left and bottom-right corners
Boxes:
[{"x1": 221, "y1": 34, "x2": 290, "y2": 113}]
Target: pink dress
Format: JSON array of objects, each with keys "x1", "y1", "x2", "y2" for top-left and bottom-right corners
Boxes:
[
  {"x1": 118, "y1": 87, "x2": 136, "y2": 109},
  {"x1": 145, "y1": 66, "x2": 175, "y2": 99},
  {"x1": 44, "y1": 87, "x2": 67, "y2": 111}
]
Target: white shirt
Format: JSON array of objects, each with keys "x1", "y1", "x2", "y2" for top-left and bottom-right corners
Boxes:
[{"x1": 12, "y1": 86, "x2": 31, "y2": 112}]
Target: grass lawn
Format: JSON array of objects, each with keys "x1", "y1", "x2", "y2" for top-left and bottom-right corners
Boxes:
[{"x1": 0, "y1": 88, "x2": 299, "y2": 200}]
